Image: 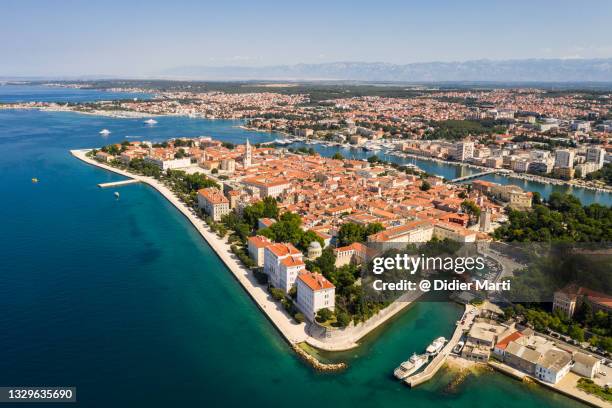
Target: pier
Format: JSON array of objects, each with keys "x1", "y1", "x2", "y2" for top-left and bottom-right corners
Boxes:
[
  {"x1": 404, "y1": 305, "x2": 475, "y2": 387},
  {"x1": 97, "y1": 179, "x2": 140, "y2": 188}
]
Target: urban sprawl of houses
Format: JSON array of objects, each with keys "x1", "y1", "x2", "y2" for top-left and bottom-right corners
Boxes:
[
  {"x1": 91, "y1": 135, "x2": 612, "y2": 395},
  {"x1": 8, "y1": 86, "x2": 611, "y2": 189},
  {"x1": 93, "y1": 136, "x2": 505, "y2": 319},
  {"x1": 72, "y1": 83, "x2": 612, "y2": 403},
  {"x1": 458, "y1": 285, "x2": 611, "y2": 390}
]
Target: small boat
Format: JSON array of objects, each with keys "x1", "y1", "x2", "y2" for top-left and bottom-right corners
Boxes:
[
  {"x1": 426, "y1": 337, "x2": 447, "y2": 355},
  {"x1": 394, "y1": 353, "x2": 428, "y2": 380},
  {"x1": 31, "y1": 178, "x2": 39, "y2": 183},
  {"x1": 99, "y1": 129, "x2": 111, "y2": 135},
  {"x1": 144, "y1": 118, "x2": 158, "y2": 125},
  {"x1": 114, "y1": 191, "x2": 120, "y2": 198}
]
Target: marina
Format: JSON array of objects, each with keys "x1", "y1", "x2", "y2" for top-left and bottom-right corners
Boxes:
[
  {"x1": 400, "y1": 305, "x2": 476, "y2": 388},
  {"x1": 283, "y1": 139, "x2": 612, "y2": 206}
]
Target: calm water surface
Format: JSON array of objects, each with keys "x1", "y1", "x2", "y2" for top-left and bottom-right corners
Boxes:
[{"x1": 0, "y1": 87, "x2": 588, "y2": 407}]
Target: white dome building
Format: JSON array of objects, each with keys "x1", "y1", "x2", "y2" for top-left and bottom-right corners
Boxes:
[{"x1": 307, "y1": 240, "x2": 322, "y2": 260}]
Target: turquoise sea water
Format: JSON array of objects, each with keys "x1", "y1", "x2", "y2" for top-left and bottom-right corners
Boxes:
[{"x1": 0, "y1": 87, "x2": 589, "y2": 407}]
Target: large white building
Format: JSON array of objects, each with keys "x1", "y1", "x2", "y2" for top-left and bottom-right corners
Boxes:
[
  {"x1": 366, "y1": 219, "x2": 476, "y2": 244},
  {"x1": 452, "y1": 142, "x2": 474, "y2": 161},
  {"x1": 247, "y1": 235, "x2": 273, "y2": 267},
  {"x1": 367, "y1": 220, "x2": 434, "y2": 243},
  {"x1": 144, "y1": 156, "x2": 192, "y2": 170},
  {"x1": 586, "y1": 146, "x2": 605, "y2": 168},
  {"x1": 197, "y1": 187, "x2": 230, "y2": 221},
  {"x1": 242, "y1": 177, "x2": 292, "y2": 198},
  {"x1": 296, "y1": 271, "x2": 335, "y2": 320},
  {"x1": 554, "y1": 149, "x2": 575, "y2": 169},
  {"x1": 264, "y1": 243, "x2": 305, "y2": 292},
  {"x1": 571, "y1": 352, "x2": 602, "y2": 379},
  {"x1": 534, "y1": 349, "x2": 573, "y2": 384}
]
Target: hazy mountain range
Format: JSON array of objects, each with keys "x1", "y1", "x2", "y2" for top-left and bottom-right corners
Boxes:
[{"x1": 163, "y1": 59, "x2": 612, "y2": 82}]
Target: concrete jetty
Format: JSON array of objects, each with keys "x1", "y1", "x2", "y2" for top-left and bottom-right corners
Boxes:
[
  {"x1": 98, "y1": 179, "x2": 140, "y2": 188},
  {"x1": 405, "y1": 305, "x2": 475, "y2": 387}
]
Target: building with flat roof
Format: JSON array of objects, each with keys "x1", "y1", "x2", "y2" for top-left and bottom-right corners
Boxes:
[{"x1": 535, "y1": 349, "x2": 573, "y2": 384}]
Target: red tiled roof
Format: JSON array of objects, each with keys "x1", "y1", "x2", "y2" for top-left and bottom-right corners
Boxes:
[
  {"x1": 495, "y1": 331, "x2": 523, "y2": 350},
  {"x1": 298, "y1": 271, "x2": 335, "y2": 291}
]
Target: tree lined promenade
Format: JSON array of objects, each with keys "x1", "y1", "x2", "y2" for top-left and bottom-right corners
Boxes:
[{"x1": 72, "y1": 149, "x2": 420, "y2": 353}]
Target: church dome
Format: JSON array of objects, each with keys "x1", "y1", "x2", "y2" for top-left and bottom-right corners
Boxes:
[{"x1": 308, "y1": 240, "x2": 322, "y2": 250}]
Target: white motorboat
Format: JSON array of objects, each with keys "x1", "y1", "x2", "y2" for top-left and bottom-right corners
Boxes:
[
  {"x1": 426, "y1": 337, "x2": 447, "y2": 355},
  {"x1": 393, "y1": 353, "x2": 429, "y2": 380}
]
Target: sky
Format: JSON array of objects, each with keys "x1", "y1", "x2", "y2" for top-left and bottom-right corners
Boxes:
[{"x1": 2, "y1": 0, "x2": 612, "y2": 77}]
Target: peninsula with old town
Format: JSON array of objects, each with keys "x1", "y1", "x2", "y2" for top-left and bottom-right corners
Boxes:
[
  {"x1": 69, "y1": 124, "x2": 612, "y2": 407},
  {"x1": 10, "y1": 80, "x2": 606, "y2": 406}
]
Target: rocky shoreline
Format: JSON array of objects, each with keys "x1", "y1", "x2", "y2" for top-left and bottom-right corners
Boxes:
[{"x1": 292, "y1": 345, "x2": 347, "y2": 372}]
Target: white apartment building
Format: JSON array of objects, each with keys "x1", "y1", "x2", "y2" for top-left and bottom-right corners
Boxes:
[
  {"x1": 554, "y1": 149, "x2": 575, "y2": 169},
  {"x1": 433, "y1": 222, "x2": 477, "y2": 243},
  {"x1": 367, "y1": 220, "x2": 434, "y2": 243},
  {"x1": 264, "y1": 243, "x2": 305, "y2": 293},
  {"x1": 296, "y1": 271, "x2": 335, "y2": 320},
  {"x1": 512, "y1": 159, "x2": 530, "y2": 173},
  {"x1": 452, "y1": 142, "x2": 474, "y2": 161},
  {"x1": 242, "y1": 177, "x2": 292, "y2": 198},
  {"x1": 247, "y1": 235, "x2": 273, "y2": 267},
  {"x1": 144, "y1": 156, "x2": 192, "y2": 170},
  {"x1": 197, "y1": 187, "x2": 230, "y2": 221},
  {"x1": 586, "y1": 147, "x2": 605, "y2": 168}
]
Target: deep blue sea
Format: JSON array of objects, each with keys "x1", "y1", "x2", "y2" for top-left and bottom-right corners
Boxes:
[{"x1": 0, "y1": 86, "x2": 587, "y2": 407}]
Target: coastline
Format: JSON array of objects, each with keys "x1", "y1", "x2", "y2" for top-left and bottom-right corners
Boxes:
[
  {"x1": 5, "y1": 103, "x2": 610, "y2": 195},
  {"x1": 70, "y1": 149, "x2": 417, "y2": 355}
]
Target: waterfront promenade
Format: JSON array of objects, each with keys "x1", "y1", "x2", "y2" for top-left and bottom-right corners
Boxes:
[{"x1": 71, "y1": 149, "x2": 418, "y2": 353}]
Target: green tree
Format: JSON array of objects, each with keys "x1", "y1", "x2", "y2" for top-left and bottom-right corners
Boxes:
[
  {"x1": 338, "y1": 223, "x2": 365, "y2": 246},
  {"x1": 461, "y1": 200, "x2": 481, "y2": 225},
  {"x1": 269, "y1": 288, "x2": 286, "y2": 302},
  {"x1": 365, "y1": 222, "x2": 384, "y2": 237},
  {"x1": 174, "y1": 148, "x2": 186, "y2": 159},
  {"x1": 299, "y1": 230, "x2": 324, "y2": 252},
  {"x1": 336, "y1": 311, "x2": 351, "y2": 327},
  {"x1": 332, "y1": 152, "x2": 344, "y2": 160},
  {"x1": 568, "y1": 325, "x2": 585, "y2": 342},
  {"x1": 420, "y1": 180, "x2": 431, "y2": 191},
  {"x1": 316, "y1": 308, "x2": 334, "y2": 323},
  {"x1": 532, "y1": 191, "x2": 543, "y2": 205},
  {"x1": 315, "y1": 247, "x2": 337, "y2": 278}
]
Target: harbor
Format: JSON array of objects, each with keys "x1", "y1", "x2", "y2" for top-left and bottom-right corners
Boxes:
[
  {"x1": 398, "y1": 304, "x2": 477, "y2": 387},
  {"x1": 279, "y1": 138, "x2": 612, "y2": 206}
]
